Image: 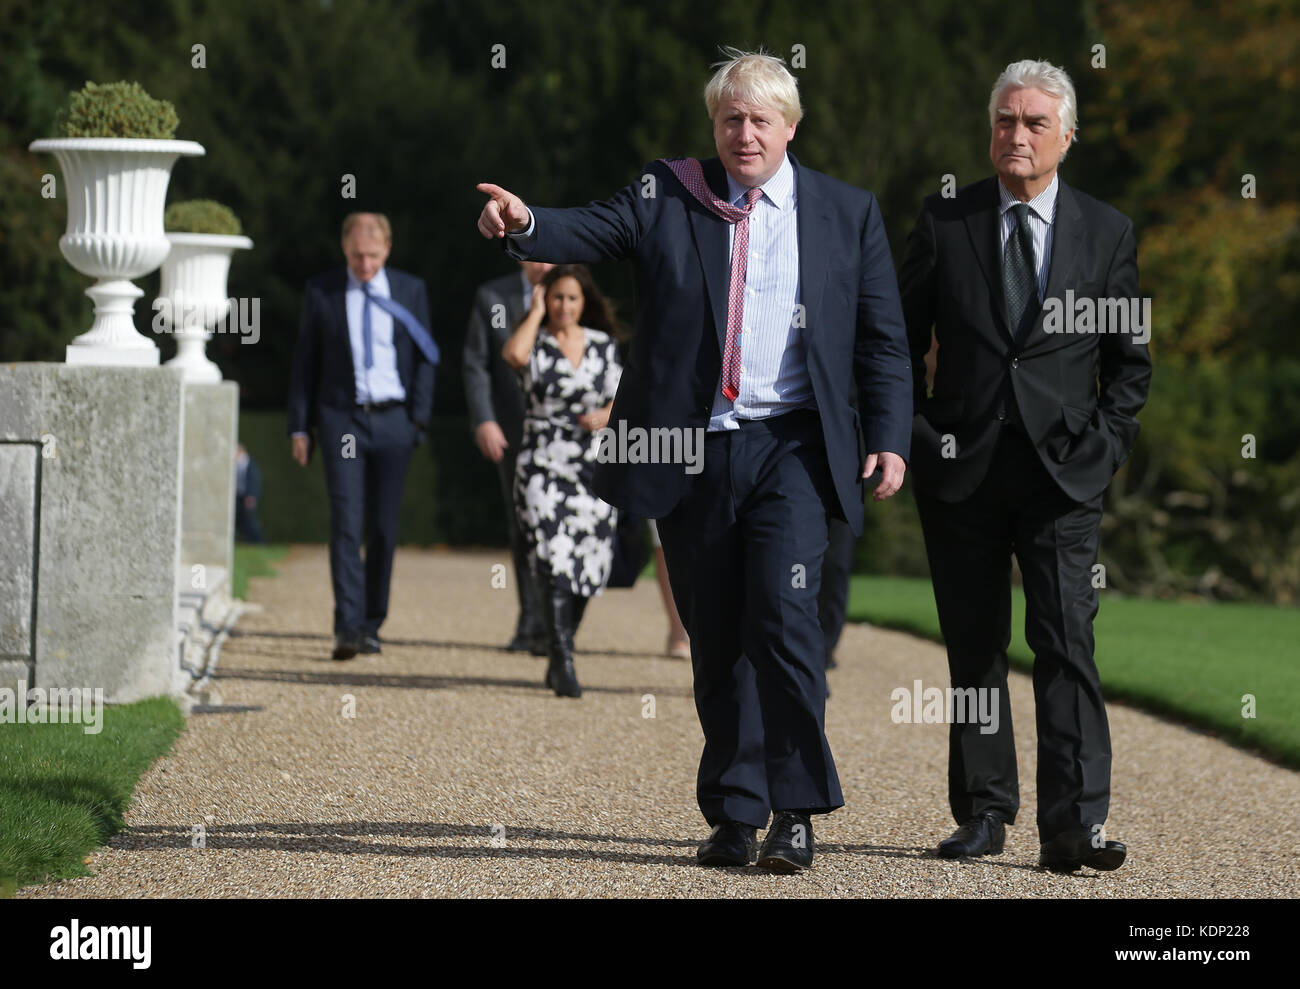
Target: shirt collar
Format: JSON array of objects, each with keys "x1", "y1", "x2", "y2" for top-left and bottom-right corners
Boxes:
[
  {"x1": 347, "y1": 267, "x2": 389, "y2": 294},
  {"x1": 726, "y1": 152, "x2": 794, "y2": 211},
  {"x1": 998, "y1": 173, "x2": 1059, "y2": 225}
]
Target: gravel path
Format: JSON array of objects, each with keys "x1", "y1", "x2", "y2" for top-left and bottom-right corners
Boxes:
[{"x1": 21, "y1": 545, "x2": 1300, "y2": 898}]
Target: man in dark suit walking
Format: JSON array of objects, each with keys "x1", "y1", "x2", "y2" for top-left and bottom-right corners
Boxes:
[
  {"x1": 899, "y1": 60, "x2": 1151, "y2": 871},
  {"x1": 476, "y1": 49, "x2": 912, "y2": 872},
  {"x1": 288, "y1": 212, "x2": 439, "y2": 660},
  {"x1": 463, "y1": 261, "x2": 554, "y2": 654},
  {"x1": 234, "y1": 442, "x2": 265, "y2": 543}
]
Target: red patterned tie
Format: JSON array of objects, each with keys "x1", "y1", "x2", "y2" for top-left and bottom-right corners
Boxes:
[{"x1": 660, "y1": 158, "x2": 763, "y2": 403}]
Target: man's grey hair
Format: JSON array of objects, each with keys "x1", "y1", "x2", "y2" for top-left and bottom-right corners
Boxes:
[{"x1": 988, "y1": 59, "x2": 1078, "y2": 155}]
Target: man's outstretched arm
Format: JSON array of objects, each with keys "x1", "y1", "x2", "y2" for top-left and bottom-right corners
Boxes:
[{"x1": 476, "y1": 179, "x2": 644, "y2": 264}]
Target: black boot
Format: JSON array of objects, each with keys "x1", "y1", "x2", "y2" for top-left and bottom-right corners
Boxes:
[{"x1": 542, "y1": 579, "x2": 582, "y2": 698}]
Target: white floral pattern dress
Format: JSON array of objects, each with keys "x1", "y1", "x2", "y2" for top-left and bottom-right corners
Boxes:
[{"x1": 514, "y1": 327, "x2": 622, "y2": 597}]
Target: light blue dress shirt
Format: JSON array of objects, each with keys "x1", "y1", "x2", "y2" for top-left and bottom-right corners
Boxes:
[
  {"x1": 707, "y1": 152, "x2": 811, "y2": 432},
  {"x1": 346, "y1": 268, "x2": 406, "y2": 404}
]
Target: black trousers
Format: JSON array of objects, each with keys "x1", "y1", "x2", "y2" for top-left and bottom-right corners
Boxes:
[
  {"x1": 656, "y1": 410, "x2": 843, "y2": 829},
  {"x1": 914, "y1": 427, "x2": 1110, "y2": 840},
  {"x1": 495, "y1": 444, "x2": 544, "y2": 640},
  {"x1": 818, "y1": 517, "x2": 856, "y2": 664},
  {"x1": 318, "y1": 404, "x2": 416, "y2": 636}
]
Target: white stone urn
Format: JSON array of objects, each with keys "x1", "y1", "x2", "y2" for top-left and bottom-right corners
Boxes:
[
  {"x1": 157, "y1": 233, "x2": 254, "y2": 383},
  {"x1": 28, "y1": 137, "x2": 205, "y2": 366}
]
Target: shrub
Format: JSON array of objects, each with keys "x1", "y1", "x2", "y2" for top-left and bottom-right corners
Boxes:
[
  {"x1": 165, "y1": 200, "x2": 243, "y2": 236},
  {"x1": 56, "y1": 81, "x2": 178, "y2": 140}
]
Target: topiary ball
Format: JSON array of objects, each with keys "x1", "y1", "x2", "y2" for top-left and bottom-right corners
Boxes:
[
  {"x1": 57, "y1": 81, "x2": 179, "y2": 140},
  {"x1": 165, "y1": 200, "x2": 243, "y2": 236}
]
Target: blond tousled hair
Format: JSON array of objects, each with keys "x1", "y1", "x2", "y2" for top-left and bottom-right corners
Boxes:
[
  {"x1": 704, "y1": 47, "x2": 803, "y2": 125},
  {"x1": 341, "y1": 212, "x2": 392, "y2": 244}
]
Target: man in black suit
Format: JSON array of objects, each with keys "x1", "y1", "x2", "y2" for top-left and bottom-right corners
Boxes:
[
  {"x1": 288, "y1": 212, "x2": 439, "y2": 660},
  {"x1": 463, "y1": 261, "x2": 553, "y2": 654},
  {"x1": 899, "y1": 60, "x2": 1151, "y2": 871},
  {"x1": 476, "y1": 49, "x2": 912, "y2": 872}
]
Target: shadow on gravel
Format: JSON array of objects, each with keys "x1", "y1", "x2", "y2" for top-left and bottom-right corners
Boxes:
[
  {"x1": 109, "y1": 822, "x2": 1062, "y2": 875},
  {"x1": 112, "y1": 821, "x2": 698, "y2": 867},
  {"x1": 211, "y1": 665, "x2": 693, "y2": 697},
  {"x1": 225, "y1": 628, "x2": 670, "y2": 661},
  {"x1": 831, "y1": 842, "x2": 1052, "y2": 875}
]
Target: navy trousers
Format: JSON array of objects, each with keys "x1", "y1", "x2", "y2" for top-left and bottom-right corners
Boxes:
[
  {"x1": 656, "y1": 409, "x2": 844, "y2": 829},
  {"x1": 817, "y1": 517, "x2": 857, "y2": 665},
  {"x1": 317, "y1": 404, "x2": 416, "y2": 636}
]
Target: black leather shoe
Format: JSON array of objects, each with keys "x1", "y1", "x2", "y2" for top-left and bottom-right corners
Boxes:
[
  {"x1": 697, "y1": 822, "x2": 757, "y2": 867},
  {"x1": 360, "y1": 635, "x2": 381, "y2": 655},
  {"x1": 1039, "y1": 828, "x2": 1127, "y2": 872},
  {"x1": 938, "y1": 812, "x2": 1006, "y2": 858},
  {"x1": 332, "y1": 630, "x2": 362, "y2": 661},
  {"x1": 505, "y1": 633, "x2": 532, "y2": 652},
  {"x1": 757, "y1": 812, "x2": 814, "y2": 872}
]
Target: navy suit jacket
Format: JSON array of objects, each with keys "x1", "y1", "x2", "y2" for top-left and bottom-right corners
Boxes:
[
  {"x1": 287, "y1": 266, "x2": 435, "y2": 437},
  {"x1": 506, "y1": 153, "x2": 912, "y2": 536},
  {"x1": 237, "y1": 457, "x2": 262, "y2": 500}
]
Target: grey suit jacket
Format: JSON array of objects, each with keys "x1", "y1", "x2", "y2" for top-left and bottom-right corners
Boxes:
[{"x1": 462, "y1": 270, "x2": 530, "y2": 449}]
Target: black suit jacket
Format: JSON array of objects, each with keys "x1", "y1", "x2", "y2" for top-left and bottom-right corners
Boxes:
[
  {"x1": 462, "y1": 270, "x2": 530, "y2": 449},
  {"x1": 506, "y1": 153, "x2": 912, "y2": 536},
  {"x1": 899, "y1": 176, "x2": 1151, "y2": 503},
  {"x1": 286, "y1": 266, "x2": 435, "y2": 438}
]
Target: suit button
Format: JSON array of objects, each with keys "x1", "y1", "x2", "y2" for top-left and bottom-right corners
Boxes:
[
  {"x1": 1010, "y1": 358, "x2": 1020, "y2": 369},
  {"x1": 997, "y1": 409, "x2": 1008, "y2": 421}
]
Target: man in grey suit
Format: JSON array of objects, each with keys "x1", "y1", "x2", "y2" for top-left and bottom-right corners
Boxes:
[{"x1": 463, "y1": 260, "x2": 554, "y2": 652}]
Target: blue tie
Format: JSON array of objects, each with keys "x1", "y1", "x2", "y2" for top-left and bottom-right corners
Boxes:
[{"x1": 361, "y1": 282, "x2": 441, "y2": 366}]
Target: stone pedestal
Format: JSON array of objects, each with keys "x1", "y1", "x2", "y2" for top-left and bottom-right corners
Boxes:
[
  {"x1": 0, "y1": 363, "x2": 185, "y2": 701},
  {"x1": 0, "y1": 444, "x2": 39, "y2": 694},
  {"x1": 181, "y1": 382, "x2": 238, "y2": 577}
]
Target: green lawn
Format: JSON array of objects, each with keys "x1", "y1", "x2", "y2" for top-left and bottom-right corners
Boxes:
[
  {"x1": 848, "y1": 575, "x2": 1300, "y2": 769},
  {"x1": 232, "y1": 542, "x2": 288, "y2": 600},
  {"x1": 0, "y1": 696, "x2": 185, "y2": 893}
]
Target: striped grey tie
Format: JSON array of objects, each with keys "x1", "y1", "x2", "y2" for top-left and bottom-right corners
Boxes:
[{"x1": 1003, "y1": 203, "x2": 1038, "y2": 342}]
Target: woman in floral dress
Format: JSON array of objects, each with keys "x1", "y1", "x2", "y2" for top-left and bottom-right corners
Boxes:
[{"x1": 502, "y1": 264, "x2": 622, "y2": 697}]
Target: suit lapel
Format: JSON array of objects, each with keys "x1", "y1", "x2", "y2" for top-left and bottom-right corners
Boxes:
[
  {"x1": 685, "y1": 158, "x2": 733, "y2": 354},
  {"x1": 962, "y1": 178, "x2": 1012, "y2": 345},
  {"x1": 791, "y1": 153, "x2": 830, "y2": 347},
  {"x1": 329, "y1": 268, "x2": 357, "y2": 384},
  {"x1": 1024, "y1": 179, "x2": 1084, "y2": 349}
]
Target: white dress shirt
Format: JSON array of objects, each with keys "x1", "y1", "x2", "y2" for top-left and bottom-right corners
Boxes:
[
  {"x1": 346, "y1": 268, "x2": 406, "y2": 404},
  {"x1": 998, "y1": 174, "x2": 1058, "y2": 302}
]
